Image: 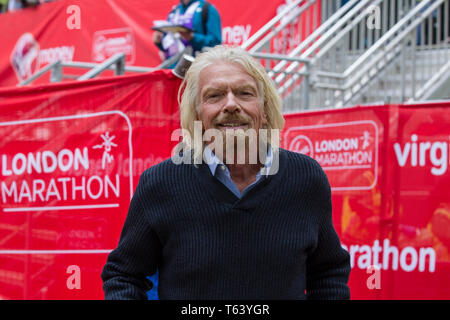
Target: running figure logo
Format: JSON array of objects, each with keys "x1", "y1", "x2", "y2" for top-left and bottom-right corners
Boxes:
[
  {"x1": 93, "y1": 131, "x2": 118, "y2": 169},
  {"x1": 360, "y1": 131, "x2": 372, "y2": 150}
]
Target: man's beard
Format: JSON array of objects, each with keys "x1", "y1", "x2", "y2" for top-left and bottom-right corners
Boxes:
[{"x1": 209, "y1": 115, "x2": 266, "y2": 165}]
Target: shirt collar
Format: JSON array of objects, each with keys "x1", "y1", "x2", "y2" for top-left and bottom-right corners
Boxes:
[
  {"x1": 203, "y1": 144, "x2": 221, "y2": 176},
  {"x1": 203, "y1": 144, "x2": 273, "y2": 177}
]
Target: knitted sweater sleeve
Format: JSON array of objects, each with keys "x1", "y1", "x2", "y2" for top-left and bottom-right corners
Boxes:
[
  {"x1": 305, "y1": 162, "x2": 351, "y2": 300},
  {"x1": 101, "y1": 170, "x2": 161, "y2": 300}
]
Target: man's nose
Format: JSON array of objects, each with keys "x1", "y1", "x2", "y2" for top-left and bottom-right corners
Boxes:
[{"x1": 223, "y1": 91, "x2": 241, "y2": 113}]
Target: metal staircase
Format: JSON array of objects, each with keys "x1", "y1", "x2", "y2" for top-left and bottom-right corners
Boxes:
[
  {"x1": 19, "y1": 0, "x2": 449, "y2": 110},
  {"x1": 244, "y1": 0, "x2": 450, "y2": 112}
]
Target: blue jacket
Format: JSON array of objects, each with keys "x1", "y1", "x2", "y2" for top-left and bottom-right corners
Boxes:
[{"x1": 157, "y1": 0, "x2": 222, "y2": 55}]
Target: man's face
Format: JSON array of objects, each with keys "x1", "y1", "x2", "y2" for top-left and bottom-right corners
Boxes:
[{"x1": 197, "y1": 61, "x2": 267, "y2": 140}]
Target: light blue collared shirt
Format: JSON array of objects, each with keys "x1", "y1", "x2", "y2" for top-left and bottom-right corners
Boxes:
[{"x1": 203, "y1": 145, "x2": 273, "y2": 199}]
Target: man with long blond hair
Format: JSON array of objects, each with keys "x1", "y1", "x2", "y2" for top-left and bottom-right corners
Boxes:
[{"x1": 102, "y1": 45, "x2": 350, "y2": 300}]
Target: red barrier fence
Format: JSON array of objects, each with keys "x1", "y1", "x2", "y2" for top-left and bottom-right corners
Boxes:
[
  {"x1": 0, "y1": 0, "x2": 320, "y2": 87},
  {"x1": 284, "y1": 103, "x2": 450, "y2": 299},
  {"x1": 0, "y1": 70, "x2": 182, "y2": 299},
  {"x1": 0, "y1": 71, "x2": 449, "y2": 299}
]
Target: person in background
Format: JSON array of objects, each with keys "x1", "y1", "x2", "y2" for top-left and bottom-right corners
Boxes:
[
  {"x1": 7, "y1": 0, "x2": 39, "y2": 11},
  {"x1": 1, "y1": 0, "x2": 54, "y2": 13},
  {"x1": 0, "y1": 0, "x2": 8, "y2": 13},
  {"x1": 152, "y1": 0, "x2": 221, "y2": 67}
]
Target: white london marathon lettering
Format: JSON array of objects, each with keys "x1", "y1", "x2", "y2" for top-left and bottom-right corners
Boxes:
[
  {"x1": 1, "y1": 175, "x2": 120, "y2": 203},
  {"x1": 1, "y1": 145, "x2": 121, "y2": 206},
  {"x1": 314, "y1": 134, "x2": 373, "y2": 167},
  {"x1": 2, "y1": 148, "x2": 89, "y2": 175}
]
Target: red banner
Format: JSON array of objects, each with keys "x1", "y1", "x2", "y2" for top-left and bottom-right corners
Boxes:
[
  {"x1": 283, "y1": 103, "x2": 450, "y2": 299},
  {"x1": 0, "y1": 71, "x2": 449, "y2": 299},
  {"x1": 0, "y1": 0, "x2": 317, "y2": 87},
  {"x1": 0, "y1": 70, "x2": 181, "y2": 299}
]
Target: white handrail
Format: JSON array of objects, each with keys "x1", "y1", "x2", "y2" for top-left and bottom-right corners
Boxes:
[
  {"x1": 288, "y1": 0, "x2": 369, "y2": 60},
  {"x1": 274, "y1": 0, "x2": 378, "y2": 87},
  {"x1": 294, "y1": 0, "x2": 444, "y2": 96},
  {"x1": 343, "y1": 0, "x2": 440, "y2": 78},
  {"x1": 241, "y1": 0, "x2": 448, "y2": 110},
  {"x1": 279, "y1": 0, "x2": 446, "y2": 101},
  {"x1": 342, "y1": 0, "x2": 444, "y2": 92},
  {"x1": 413, "y1": 60, "x2": 450, "y2": 100},
  {"x1": 241, "y1": 0, "x2": 306, "y2": 50},
  {"x1": 247, "y1": 0, "x2": 316, "y2": 54},
  {"x1": 78, "y1": 53, "x2": 126, "y2": 80},
  {"x1": 269, "y1": 0, "x2": 361, "y2": 76}
]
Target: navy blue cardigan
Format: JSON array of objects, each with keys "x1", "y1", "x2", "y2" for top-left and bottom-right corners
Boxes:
[{"x1": 101, "y1": 148, "x2": 351, "y2": 299}]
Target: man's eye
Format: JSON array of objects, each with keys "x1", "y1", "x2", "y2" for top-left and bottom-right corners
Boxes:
[
  {"x1": 239, "y1": 91, "x2": 253, "y2": 96},
  {"x1": 206, "y1": 93, "x2": 219, "y2": 100}
]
